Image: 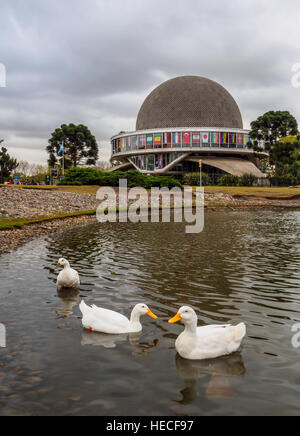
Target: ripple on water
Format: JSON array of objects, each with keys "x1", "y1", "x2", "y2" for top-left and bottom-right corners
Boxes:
[{"x1": 0, "y1": 209, "x2": 300, "y2": 415}]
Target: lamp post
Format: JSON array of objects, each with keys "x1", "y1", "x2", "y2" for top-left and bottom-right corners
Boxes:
[{"x1": 199, "y1": 159, "x2": 202, "y2": 187}]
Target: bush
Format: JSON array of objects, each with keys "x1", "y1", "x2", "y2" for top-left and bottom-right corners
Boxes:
[
  {"x1": 238, "y1": 173, "x2": 258, "y2": 187},
  {"x1": 218, "y1": 174, "x2": 240, "y2": 186},
  {"x1": 182, "y1": 172, "x2": 211, "y2": 186},
  {"x1": 58, "y1": 167, "x2": 182, "y2": 189},
  {"x1": 218, "y1": 173, "x2": 258, "y2": 187},
  {"x1": 269, "y1": 176, "x2": 299, "y2": 186}
]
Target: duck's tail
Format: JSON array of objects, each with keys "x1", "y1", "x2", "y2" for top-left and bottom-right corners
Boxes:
[
  {"x1": 231, "y1": 322, "x2": 246, "y2": 342},
  {"x1": 79, "y1": 300, "x2": 92, "y2": 316}
]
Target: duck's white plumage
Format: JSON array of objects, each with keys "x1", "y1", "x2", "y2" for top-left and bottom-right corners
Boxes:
[
  {"x1": 79, "y1": 300, "x2": 157, "y2": 334},
  {"x1": 169, "y1": 306, "x2": 246, "y2": 360},
  {"x1": 56, "y1": 258, "x2": 80, "y2": 289}
]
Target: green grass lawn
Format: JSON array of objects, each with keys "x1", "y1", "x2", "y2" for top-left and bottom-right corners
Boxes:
[
  {"x1": 204, "y1": 186, "x2": 300, "y2": 198},
  {"x1": 0, "y1": 210, "x2": 96, "y2": 230},
  {"x1": 2, "y1": 183, "x2": 300, "y2": 198}
]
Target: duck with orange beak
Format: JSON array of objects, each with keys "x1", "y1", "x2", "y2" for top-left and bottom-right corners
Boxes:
[
  {"x1": 169, "y1": 306, "x2": 246, "y2": 360},
  {"x1": 80, "y1": 300, "x2": 158, "y2": 334}
]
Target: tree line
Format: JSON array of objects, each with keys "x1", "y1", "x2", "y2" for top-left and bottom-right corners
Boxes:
[{"x1": 1, "y1": 114, "x2": 300, "y2": 186}]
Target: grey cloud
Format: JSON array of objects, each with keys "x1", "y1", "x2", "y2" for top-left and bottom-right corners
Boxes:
[{"x1": 0, "y1": 0, "x2": 300, "y2": 163}]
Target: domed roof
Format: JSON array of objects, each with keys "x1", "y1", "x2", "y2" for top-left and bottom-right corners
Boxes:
[{"x1": 136, "y1": 76, "x2": 243, "y2": 130}]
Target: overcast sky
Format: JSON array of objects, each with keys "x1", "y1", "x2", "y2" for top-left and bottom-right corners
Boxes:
[{"x1": 0, "y1": 0, "x2": 300, "y2": 164}]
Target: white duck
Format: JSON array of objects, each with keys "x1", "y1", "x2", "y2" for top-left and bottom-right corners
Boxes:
[
  {"x1": 169, "y1": 306, "x2": 246, "y2": 360},
  {"x1": 79, "y1": 300, "x2": 157, "y2": 334},
  {"x1": 56, "y1": 258, "x2": 80, "y2": 289}
]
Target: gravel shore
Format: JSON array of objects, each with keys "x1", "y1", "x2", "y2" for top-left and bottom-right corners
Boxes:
[
  {"x1": 0, "y1": 214, "x2": 98, "y2": 254},
  {"x1": 0, "y1": 187, "x2": 99, "y2": 218}
]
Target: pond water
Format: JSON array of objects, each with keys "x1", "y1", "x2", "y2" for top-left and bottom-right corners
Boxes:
[{"x1": 0, "y1": 209, "x2": 300, "y2": 416}]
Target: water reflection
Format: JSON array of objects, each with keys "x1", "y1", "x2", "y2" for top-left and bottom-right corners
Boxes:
[
  {"x1": 175, "y1": 352, "x2": 246, "y2": 404},
  {"x1": 81, "y1": 330, "x2": 159, "y2": 356},
  {"x1": 56, "y1": 287, "x2": 80, "y2": 319},
  {"x1": 1, "y1": 210, "x2": 300, "y2": 415}
]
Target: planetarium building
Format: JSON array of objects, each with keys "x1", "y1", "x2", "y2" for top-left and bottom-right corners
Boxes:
[{"x1": 110, "y1": 76, "x2": 267, "y2": 179}]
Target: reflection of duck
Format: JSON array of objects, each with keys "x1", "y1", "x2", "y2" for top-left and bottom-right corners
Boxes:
[
  {"x1": 81, "y1": 330, "x2": 159, "y2": 355},
  {"x1": 56, "y1": 287, "x2": 80, "y2": 318},
  {"x1": 81, "y1": 330, "x2": 129, "y2": 348},
  {"x1": 169, "y1": 306, "x2": 246, "y2": 360},
  {"x1": 56, "y1": 258, "x2": 80, "y2": 289},
  {"x1": 175, "y1": 352, "x2": 246, "y2": 404}
]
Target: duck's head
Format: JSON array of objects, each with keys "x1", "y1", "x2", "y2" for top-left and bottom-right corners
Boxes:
[
  {"x1": 168, "y1": 306, "x2": 197, "y2": 324},
  {"x1": 132, "y1": 303, "x2": 158, "y2": 319},
  {"x1": 56, "y1": 258, "x2": 69, "y2": 269}
]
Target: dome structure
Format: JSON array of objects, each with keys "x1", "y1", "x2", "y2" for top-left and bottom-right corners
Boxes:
[
  {"x1": 136, "y1": 76, "x2": 243, "y2": 131},
  {"x1": 110, "y1": 75, "x2": 267, "y2": 179}
]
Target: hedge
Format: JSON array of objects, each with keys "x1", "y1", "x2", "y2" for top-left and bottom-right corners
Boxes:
[{"x1": 58, "y1": 168, "x2": 182, "y2": 189}]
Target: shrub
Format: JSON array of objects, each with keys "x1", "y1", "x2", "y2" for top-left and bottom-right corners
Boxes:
[
  {"x1": 218, "y1": 173, "x2": 258, "y2": 187},
  {"x1": 269, "y1": 176, "x2": 299, "y2": 186},
  {"x1": 58, "y1": 168, "x2": 182, "y2": 189},
  {"x1": 238, "y1": 173, "x2": 258, "y2": 187},
  {"x1": 218, "y1": 174, "x2": 240, "y2": 186},
  {"x1": 182, "y1": 172, "x2": 211, "y2": 186}
]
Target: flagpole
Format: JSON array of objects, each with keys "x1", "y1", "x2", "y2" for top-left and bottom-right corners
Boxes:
[{"x1": 62, "y1": 141, "x2": 64, "y2": 178}]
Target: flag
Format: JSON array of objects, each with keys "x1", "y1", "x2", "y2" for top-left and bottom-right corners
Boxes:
[
  {"x1": 211, "y1": 132, "x2": 219, "y2": 144},
  {"x1": 146, "y1": 134, "x2": 153, "y2": 146},
  {"x1": 139, "y1": 135, "x2": 146, "y2": 147},
  {"x1": 57, "y1": 142, "x2": 64, "y2": 156},
  {"x1": 237, "y1": 133, "x2": 243, "y2": 145},
  {"x1": 163, "y1": 132, "x2": 171, "y2": 144},
  {"x1": 221, "y1": 132, "x2": 227, "y2": 144},
  {"x1": 158, "y1": 154, "x2": 163, "y2": 168},
  {"x1": 229, "y1": 133, "x2": 235, "y2": 144},
  {"x1": 192, "y1": 132, "x2": 200, "y2": 143},
  {"x1": 244, "y1": 134, "x2": 250, "y2": 145},
  {"x1": 132, "y1": 135, "x2": 137, "y2": 148},
  {"x1": 182, "y1": 132, "x2": 190, "y2": 144},
  {"x1": 172, "y1": 132, "x2": 181, "y2": 144},
  {"x1": 154, "y1": 133, "x2": 162, "y2": 146},
  {"x1": 201, "y1": 132, "x2": 209, "y2": 143}
]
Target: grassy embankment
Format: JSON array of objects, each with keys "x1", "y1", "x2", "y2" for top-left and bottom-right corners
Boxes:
[{"x1": 3, "y1": 183, "x2": 299, "y2": 197}]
